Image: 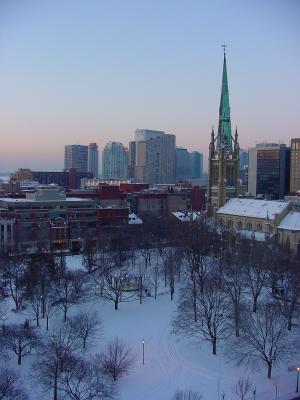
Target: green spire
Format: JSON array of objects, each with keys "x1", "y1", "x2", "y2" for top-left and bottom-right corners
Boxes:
[{"x1": 217, "y1": 50, "x2": 232, "y2": 150}]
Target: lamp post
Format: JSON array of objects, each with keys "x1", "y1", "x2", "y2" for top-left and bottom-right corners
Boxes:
[
  {"x1": 296, "y1": 367, "x2": 300, "y2": 393},
  {"x1": 142, "y1": 338, "x2": 145, "y2": 365}
]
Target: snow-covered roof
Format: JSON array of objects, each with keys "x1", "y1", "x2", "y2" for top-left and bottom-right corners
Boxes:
[
  {"x1": 172, "y1": 211, "x2": 201, "y2": 222},
  {"x1": 277, "y1": 212, "x2": 300, "y2": 231},
  {"x1": 129, "y1": 213, "x2": 143, "y2": 224},
  {"x1": 217, "y1": 198, "x2": 290, "y2": 219}
]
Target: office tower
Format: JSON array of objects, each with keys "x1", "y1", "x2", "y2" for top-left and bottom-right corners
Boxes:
[
  {"x1": 134, "y1": 129, "x2": 175, "y2": 185},
  {"x1": 207, "y1": 49, "x2": 240, "y2": 217},
  {"x1": 102, "y1": 141, "x2": 128, "y2": 179},
  {"x1": 127, "y1": 141, "x2": 136, "y2": 179},
  {"x1": 176, "y1": 147, "x2": 191, "y2": 180},
  {"x1": 290, "y1": 138, "x2": 300, "y2": 193},
  {"x1": 190, "y1": 151, "x2": 203, "y2": 179},
  {"x1": 64, "y1": 145, "x2": 88, "y2": 173},
  {"x1": 88, "y1": 143, "x2": 99, "y2": 178},
  {"x1": 248, "y1": 143, "x2": 290, "y2": 199}
]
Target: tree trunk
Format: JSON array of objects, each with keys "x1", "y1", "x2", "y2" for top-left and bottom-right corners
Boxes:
[
  {"x1": 288, "y1": 316, "x2": 292, "y2": 331},
  {"x1": 212, "y1": 338, "x2": 217, "y2": 355},
  {"x1": 114, "y1": 300, "x2": 118, "y2": 310},
  {"x1": 64, "y1": 308, "x2": 67, "y2": 322},
  {"x1": 252, "y1": 297, "x2": 257, "y2": 313},
  {"x1": 36, "y1": 314, "x2": 39, "y2": 327},
  {"x1": 18, "y1": 354, "x2": 21, "y2": 365},
  {"x1": 46, "y1": 316, "x2": 49, "y2": 331},
  {"x1": 53, "y1": 376, "x2": 58, "y2": 400},
  {"x1": 267, "y1": 362, "x2": 272, "y2": 379}
]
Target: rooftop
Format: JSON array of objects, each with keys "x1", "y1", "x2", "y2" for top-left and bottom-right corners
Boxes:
[
  {"x1": 277, "y1": 212, "x2": 300, "y2": 231},
  {"x1": 217, "y1": 198, "x2": 290, "y2": 219}
]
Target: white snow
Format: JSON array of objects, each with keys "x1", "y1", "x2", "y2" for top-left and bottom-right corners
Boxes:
[
  {"x1": 129, "y1": 213, "x2": 143, "y2": 224},
  {"x1": 1, "y1": 252, "x2": 299, "y2": 400},
  {"x1": 239, "y1": 229, "x2": 269, "y2": 241},
  {"x1": 277, "y1": 212, "x2": 300, "y2": 231},
  {"x1": 217, "y1": 198, "x2": 290, "y2": 219},
  {"x1": 172, "y1": 211, "x2": 201, "y2": 222}
]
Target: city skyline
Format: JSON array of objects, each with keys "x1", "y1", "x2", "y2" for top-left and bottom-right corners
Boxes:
[{"x1": 0, "y1": 0, "x2": 299, "y2": 171}]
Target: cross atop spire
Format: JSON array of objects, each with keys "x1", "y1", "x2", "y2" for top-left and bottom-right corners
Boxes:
[{"x1": 222, "y1": 44, "x2": 227, "y2": 56}]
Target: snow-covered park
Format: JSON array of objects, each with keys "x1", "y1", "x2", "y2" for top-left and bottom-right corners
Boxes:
[{"x1": 0, "y1": 252, "x2": 299, "y2": 400}]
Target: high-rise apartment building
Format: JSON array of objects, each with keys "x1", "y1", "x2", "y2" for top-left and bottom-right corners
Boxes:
[
  {"x1": 64, "y1": 145, "x2": 88, "y2": 173},
  {"x1": 190, "y1": 151, "x2": 203, "y2": 179},
  {"x1": 88, "y1": 143, "x2": 99, "y2": 178},
  {"x1": 127, "y1": 141, "x2": 136, "y2": 179},
  {"x1": 290, "y1": 138, "x2": 300, "y2": 193},
  {"x1": 248, "y1": 143, "x2": 290, "y2": 199},
  {"x1": 176, "y1": 147, "x2": 191, "y2": 181},
  {"x1": 134, "y1": 129, "x2": 176, "y2": 185},
  {"x1": 102, "y1": 142, "x2": 128, "y2": 179}
]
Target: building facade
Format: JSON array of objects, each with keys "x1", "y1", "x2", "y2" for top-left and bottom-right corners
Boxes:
[
  {"x1": 102, "y1": 142, "x2": 128, "y2": 179},
  {"x1": 248, "y1": 143, "x2": 290, "y2": 199},
  {"x1": 88, "y1": 143, "x2": 99, "y2": 178},
  {"x1": 176, "y1": 147, "x2": 191, "y2": 181},
  {"x1": 190, "y1": 151, "x2": 203, "y2": 179},
  {"x1": 290, "y1": 138, "x2": 300, "y2": 193},
  {"x1": 206, "y1": 51, "x2": 240, "y2": 217},
  {"x1": 64, "y1": 145, "x2": 88, "y2": 173},
  {"x1": 134, "y1": 129, "x2": 176, "y2": 185}
]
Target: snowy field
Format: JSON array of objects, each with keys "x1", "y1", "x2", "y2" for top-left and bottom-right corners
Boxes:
[{"x1": 1, "y1": 254, "x2": 299, "y2": 400}]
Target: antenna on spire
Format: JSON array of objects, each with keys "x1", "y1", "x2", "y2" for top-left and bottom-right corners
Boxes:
[{"x1": 222, "y1": 44, "x2": 227, "y2": 56}]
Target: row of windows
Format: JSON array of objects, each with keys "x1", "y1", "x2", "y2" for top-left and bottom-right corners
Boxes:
[{"x1": 220, "y1": 218, "x2": 273, "y2": 233}]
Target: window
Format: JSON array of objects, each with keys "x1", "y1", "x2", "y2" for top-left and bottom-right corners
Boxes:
[
  {"x1": 237, "y1": 221, "x2": 242, "y2": 230},
  {"x1": 246, "y1": 222, "x2": 252, "y2": 231},
  {"x1": 257, "y1": 224, "x2": 262, "y2": 231}
]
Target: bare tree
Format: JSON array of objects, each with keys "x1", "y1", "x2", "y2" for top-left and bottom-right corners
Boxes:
[
  {"x1": 54, "y1": 270, "x2": 83, "y2": 322},
  {"x1": 101, "y1": 264, "x2": 136, "y2": 310},
  {"x1": 223, "y1": 262, "x2": 246, "y2": 337},
  {"x1": 172, "y1": 389, "x2": 202, "y2": 400},
  {"x1": 231, "y1": 304, "x2": 292, "y2": 378},
  {"x1": 32, "y1": 325, "x2": 78, "y2": 400},
  {"x1": 60, "y1": 356, "x2": 115, "y2": 400},
  {"x1": 101, "y1": 337, "x2": 134, "y2": 381},
  {"x1": 242, "y1": 241, "x2": 268, "y2": 313},
  {"x1": 0, "y1": 368, "x2": 28, "y2": 400},
  {"x1": 174, "y1": 280, "x2": 229, "y2": 355},
  {"x1": 233, "y1": 377, "x2": 252, "y2": 400},
  {"x1": 44, "y1": 295, "x2": 57, "y2": 331},
  {"x1": 137, "y1": 263, "x2": 148, "y2": 305},
  {"x1": 271, "y1": 269, "x2": 300, "y2": 331},
  {"x1": 150, "y1": 259, "x2": 160, "y2": 300},
  {"x1": 4, "y1": 322, "x2": 38, "y2": 365},
  {"x1": 69, "y1": 311, "x2": 101, "y2": 349},
  {"x1": 82, "y1": 239, "x2": 98, "y2": 273},
  {"x1": 2, "y1": 257, "x2": 27, "y2": 311}
]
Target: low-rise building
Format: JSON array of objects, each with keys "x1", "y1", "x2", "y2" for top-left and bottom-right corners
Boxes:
[
  {"x1": 216, "y1": 198, "x2": 291, "y2": 239},
  {"x1": 0, "y1": 186, "x2": 129, "y2": 254},
  {"x1": 277, "y1": 212, "x2": 300, "y2": 256}
]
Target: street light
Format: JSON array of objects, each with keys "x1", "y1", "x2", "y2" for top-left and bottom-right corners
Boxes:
[
  {"x1": 142, "y1": 338, "x2": 145, "y2": 365},
  {"x1": 296, "y1": 367, "x2": 300, "y2": 393}
]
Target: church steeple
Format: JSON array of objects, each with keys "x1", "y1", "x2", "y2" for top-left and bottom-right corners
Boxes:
[
  {"x1": 217, "y1": 46, "x2": 232, "y2": 150},
  {"x1": 206, "y1": 47, "x2": 240, "y2": 218}
]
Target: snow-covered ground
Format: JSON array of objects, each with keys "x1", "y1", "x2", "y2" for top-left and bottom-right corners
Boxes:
[{"x1": 1, "y1": 254, "x2": 298, "y2": 400}]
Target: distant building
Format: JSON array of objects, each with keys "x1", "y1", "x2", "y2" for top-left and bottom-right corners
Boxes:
[
  {"x1": 290, "y1": 138, "x2": 300, "y2": 193},
  {"x1": 32, "y1": 171, "x2": 69, "y2": 188},
  {"x1": 190, "y1": 151, "x2": 203, "y2": 179},
  {"x1": 11, "y1": 168, "x2": 33, "y2": 182},
  {"x1": 176, "y1": 147, "x2": 191, "y2": 181},
  {"x1": 134, "y1": 129, "x2": 176, "y2": 185},
  {"x1": 248, "y1": 143, "x2": 290, "y2": 199},
  {"x1": 127, "y1": 141, "x2": 136, "y2": 179},
  {"x1": 277, "y1": 211, "x2": 300, "y2": 256},
  {"x1": 64, "y1": 145, "x2": 88, "y2": 173},
  {"x1": 88, "y1": 143, "x2": 99, "y2": 178},
  {"x1": 102, "y1": 142, "x2": 128, "y2": 179}
]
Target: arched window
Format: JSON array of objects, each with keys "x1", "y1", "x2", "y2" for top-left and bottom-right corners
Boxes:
[
  {"x1": 227, "y1": 220, "x2": 233, "y2": 228},
  {"x1": 246, "y1": 222, "x2": 252, "y2": 231},
  {"x1": 257, "y1": 224, "x2": 262, "y2": 232},
  {"x1": 237, "y1": 221, "x2": 242, "y2": 230},
  {"x1": 286, "y1": 237, "x2": 290, "y2": 250}
]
